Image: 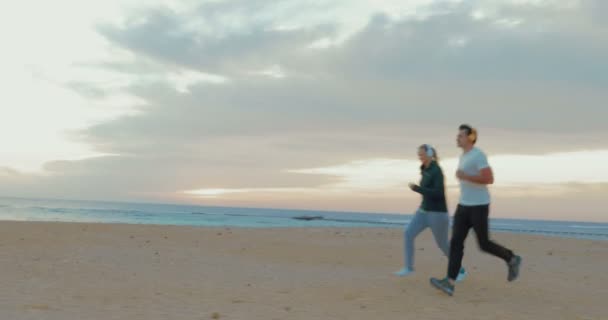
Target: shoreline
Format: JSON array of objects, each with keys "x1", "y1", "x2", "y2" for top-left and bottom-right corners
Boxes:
[{"x1": 1, "y1": 218, "x2": 607, "y2": 241}]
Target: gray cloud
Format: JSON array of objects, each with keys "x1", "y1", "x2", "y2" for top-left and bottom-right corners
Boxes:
[
  {"x1": 9, "y1": 0, "x2": 608, "y2": 207},
  {"x1": 88, "y1": 0, "x2": 608, "y2": 142},
  {"x1": 97, "y1": 4, "x2": 335, "y2": 75},
  {"x1": 98, "y1": 1, "x2": 608, "y2": 84}
]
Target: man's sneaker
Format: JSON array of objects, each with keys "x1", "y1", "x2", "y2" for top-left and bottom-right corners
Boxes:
[
  {"x1": 430, "y1": 277, "x2": 454, "y2": 296},
  {"x1": 456, "y1": 267, "x2": 468, "y2": 283},
  {"x1": 394, "y1": 267, "x2": 414, "y2": 277},
  {"x1": 508, "y1": 255, "x2": 522, "y2": 282}
]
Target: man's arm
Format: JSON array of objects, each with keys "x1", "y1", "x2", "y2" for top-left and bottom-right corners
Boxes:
[
  {"x1": 457, "y1": 150, "x2": 494, "y2": 185},
  {"x1": 458, "y1": 167, "x2": 494, "y2": 185}
]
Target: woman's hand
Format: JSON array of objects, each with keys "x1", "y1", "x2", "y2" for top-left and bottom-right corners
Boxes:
[{"x1": 408, "y1": 183, "x2": 417, "y2": 190}]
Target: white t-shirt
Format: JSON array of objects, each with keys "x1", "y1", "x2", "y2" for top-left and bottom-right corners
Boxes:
[{"x1": 458, "y1": 147, "x2": 491, "y2": 206}]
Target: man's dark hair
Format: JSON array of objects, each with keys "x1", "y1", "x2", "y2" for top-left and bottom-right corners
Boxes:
[{"x1": 459, "y1": 124, "x2": 477, "y2": 144}]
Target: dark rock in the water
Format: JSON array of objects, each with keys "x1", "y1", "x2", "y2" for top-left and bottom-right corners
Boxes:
[{"x1": 293, "y1": 215, "x2": 324, "y2": 221}]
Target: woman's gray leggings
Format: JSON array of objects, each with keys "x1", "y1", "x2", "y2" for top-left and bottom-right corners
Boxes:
[{"x1": 404, "y1": 208, "x2": 450, "y2": 270}]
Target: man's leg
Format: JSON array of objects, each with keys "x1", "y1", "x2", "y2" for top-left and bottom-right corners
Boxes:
[
  {"x1": 470, "y1": 205, "x2": 513, "y2": 262},
  {"x1": 428, "y1": 211, "x2": 468, "y2": 282},
  {"x1": 470, "y1": 205, "x2": 522, "y2": 281},
  {"x1": 430, "y1": 205, "x2": 471, "y2": 295},
  {"x1": 447, "y1": 205, "x2": 471, "y2": 280}
]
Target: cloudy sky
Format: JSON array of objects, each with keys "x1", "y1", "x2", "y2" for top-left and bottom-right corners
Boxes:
[{"x1": 1, "y1": 0, "x2": 606, "y2": 221}]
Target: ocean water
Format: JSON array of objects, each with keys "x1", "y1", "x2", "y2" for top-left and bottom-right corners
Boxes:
[{"x1": 1, "y1": 197, "x2": 607, "y2": 241}]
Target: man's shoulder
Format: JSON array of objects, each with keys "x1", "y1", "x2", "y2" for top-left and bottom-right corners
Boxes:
[
  {"x1": 471, "y1": 147, "x2": 488, "y2": 158},
  {"x1": 472, "y1": 147, "x2": 491, "y2": 169},
  {"x1": 472, "y1": 146, "x2": 485, "y2": 153}
]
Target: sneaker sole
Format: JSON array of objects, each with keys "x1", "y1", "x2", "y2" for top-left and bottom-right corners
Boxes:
[
  {"x1": 508, "y1": 256, "x2": 522, "y2": 282},
  {"x1": 430, "y1": 278, "x2": 453, "y2": 296},
  {"x1": 395, "y1": 272, "x2": 414, "y2": 277},
  {"x1": 394, "y1": 269, "x2": 414, "y2": 277},
  {"x1": 456, "y1": 271, "x2": 467, "y2": 283}
]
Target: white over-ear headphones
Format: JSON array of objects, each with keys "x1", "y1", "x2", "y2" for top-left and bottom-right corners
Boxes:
[{"x1": 424, "y1": 144, "x2": 435, "y2": 158}]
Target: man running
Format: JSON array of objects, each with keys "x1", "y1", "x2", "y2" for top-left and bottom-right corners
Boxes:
[{"x1": 430, "y1": 124, "x2": 522, "y2": 296}]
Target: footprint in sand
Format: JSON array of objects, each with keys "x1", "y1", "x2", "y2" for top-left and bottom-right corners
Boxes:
[
  {"x1": 468, "y1": 298, "x2": 487, "y2": 304},
  {"x1": 344, "y1": 293, "x2": 360, "y2": 301},
  {"x1": 23, "y1": 304, "x2": 51, "y2": 311}
]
